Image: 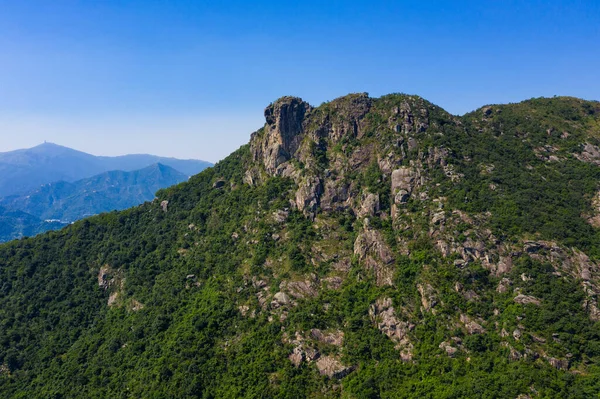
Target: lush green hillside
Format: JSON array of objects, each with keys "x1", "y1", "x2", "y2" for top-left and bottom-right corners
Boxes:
[{"x1": 1, "y1": 94, "x2": 600, "y2": 398}]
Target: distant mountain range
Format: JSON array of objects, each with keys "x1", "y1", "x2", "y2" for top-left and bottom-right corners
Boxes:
[
  {"x1": 0, "y1": 143, "x2": 212, "y2": 242},
  {"x1": 0, "y1": 142, "x2": 212, "y2": 197},
  {"x1": 0, "y1": 205, "x2": 67, "y2": 242},
  {"x1": 0, "y1": 162, "x2": 188, "y2": 222}
]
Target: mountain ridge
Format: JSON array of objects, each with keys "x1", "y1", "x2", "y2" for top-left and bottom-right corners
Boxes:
[{"x1": 1, "y1": 93, "x2": 600, "y2": 397}]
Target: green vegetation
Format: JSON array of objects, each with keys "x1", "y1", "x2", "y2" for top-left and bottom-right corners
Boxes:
[{"x1": 0, "y1": 95, "x2": 600, "y2": 398}]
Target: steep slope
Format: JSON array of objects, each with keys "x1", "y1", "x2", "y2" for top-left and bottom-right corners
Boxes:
[
  {"x1": 1, "y1": 94, "x2": 600, "y2": 398},
  {"x1": 0, "y1": 143, "x2": 211, "y2": 197},
  {"x1": 0, "y1": 163, "x2": 189, "y2": 224}
]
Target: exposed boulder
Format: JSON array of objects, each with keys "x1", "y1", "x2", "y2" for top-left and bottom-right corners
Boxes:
[
  {"x1": 281, "y1": 276, "x2": 319, "y2": 299},
  {"x1": 587, "y1": 191, "x2": 600, "y2": 227},
  {"x1": 513, "y1": 329, "x2": 522, "y2": 341},
  {"x1": 107, "y1": 291, "x2": 119, "y2": 307},
  {"x1": 272, "y1": 209, "x2": 289, "y2": 224},
  {"x1": 428, "y1": 146, "x2": 448, "y2": 167},
  {"x1": 98, "y1": 264, "x2": 112, "y2": 290},
  {"x1": 514, "y1": 294, "x2": 542, "y2": 306},
  {"x1": 495, "y1": 256, "x2": 513, "y2": 276},
  {"x1": 315, "y1": 356, "x2": 353, "y2": 379},
  {"x1": 271, "y1": 292, "x2": 291, "y2": 309},
  {"x1": 389, "y1": 100, "x2": 429, "y2": 135},
  {"x1": 496, "y1": 278, "x2": 511, "y2": 293},
  {"x1": 547, "y1": 357, "x2": 569, "y2": 370},
  {"x1": 160, "y1": 200, "x2": 169, "y2": 212},
  {"x1": 459, "y1": 314, "x2": 485, "y2": 334},
  {"x1": 289, "y1": 346, "x2": 304, "y2": 367},
  {"x1": 439, "y1": 341, "x2": 458, "y2": 357},
  {"x1": 320, "y1": 178, "x2": 352, "y2": 211}
]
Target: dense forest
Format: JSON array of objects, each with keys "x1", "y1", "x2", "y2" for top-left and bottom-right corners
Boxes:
[{"x1": 1, "y1": 94, "x2": 600, "y2": 398}]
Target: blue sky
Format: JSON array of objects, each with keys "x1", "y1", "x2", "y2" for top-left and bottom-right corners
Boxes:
[{"x1": 0, "y1": 1, "x2": 598, "y2": 162}]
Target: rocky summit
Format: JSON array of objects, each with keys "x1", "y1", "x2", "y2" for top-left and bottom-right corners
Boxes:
[{"x1": 1, "y1": 93, "x2": 600, "y2": 398}]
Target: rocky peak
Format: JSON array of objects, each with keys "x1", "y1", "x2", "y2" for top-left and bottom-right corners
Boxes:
[{"x1": 251, "y1": 96, "x2": 312, "y2": 174}]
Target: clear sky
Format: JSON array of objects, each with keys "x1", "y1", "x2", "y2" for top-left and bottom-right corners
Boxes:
[{"x1": 0, "y1": 1, "x2": 598, "y2": 162}]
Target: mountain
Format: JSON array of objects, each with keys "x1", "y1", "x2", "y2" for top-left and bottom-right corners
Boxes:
[
  {"x1": 0, "y1": 142, "x2": 212, "y2": 197},
  {"x1": 0, "y1": 163, "x2": 189, "y2": 224},
  {"x1": 0, "y1": 206, "x2": 67, "y2": 242},
  {"x1": 1, "y1": 94, "x2": 600, "y2": 398}
]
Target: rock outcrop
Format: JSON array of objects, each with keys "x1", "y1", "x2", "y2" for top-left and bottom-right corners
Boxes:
[
  {"x1": 391, "y1": 167, "x2": 415, "y2": 205},
  {"x1": 369, "y1": 297, "x2": 413, "y2": 360},
  {"x1": 354, "y1": 227, "x2": 395, "y2": 286},
  {"x1": 315, "y1": 356, "x2": 353, "y2": 379},
  {"x1": 251, "y1": 97, "x2": 312, "y2": 175}
]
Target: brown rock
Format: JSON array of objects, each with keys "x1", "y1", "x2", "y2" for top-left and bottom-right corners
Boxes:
[
  {"x1": 439, "y1": 341, "x2": 458, "y2": 357},
  {"x1": 271, "y1": 292, "x2": 291, "y2": 308},
  {"x1": 315, "y1": 356, "x2": 353, "y2": 379},
  {"x1": 514, "y1": 294, "x2": 541, "y2": 306},
  {"x1": 289, "y1": 347, "x2": 304, "y2": 367}
]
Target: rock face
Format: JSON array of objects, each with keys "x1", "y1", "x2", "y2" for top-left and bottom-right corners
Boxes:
[
  {"x1": 354, "y1": 227, "x2": 395, "y2": 286},
  {"x1": 239, "y1": 93, "x2": 600, "y2": 391},
  {"x1": 251, "y1": 97, "x2": 312, "y2": 175},
  {"x1": 391, "y1": 167, "x2": 415, "y2": 205},
  {"x1": 369, "y1": 297, "x2": 413, "y2": 360},
  {"x1": 295, "y1": 176, "x2": 323, "y2": 214},
  {"x1": 357, "y1": 192, "x2": 380, "y2": 218},
  {"x1": 575, "y1": 143, "x2": 600, "y2": 165}
]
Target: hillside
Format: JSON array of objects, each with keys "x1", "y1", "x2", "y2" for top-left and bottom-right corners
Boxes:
[
  {"x1": 0, "y1": 206, "x2": 67, "y2": 242},
  {"x1": 0, "y1": 163, "x2": 189, "y2": 225},
  {"x1": 0, "y1": 143, "x2": 211, "y2": 197},
  {"x1": 1, "y1": 93, "x2": 600, "y2": 398}
]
